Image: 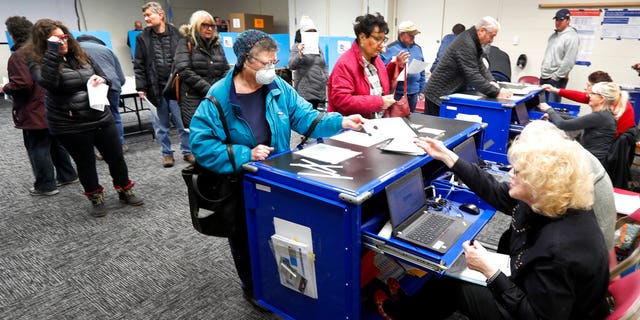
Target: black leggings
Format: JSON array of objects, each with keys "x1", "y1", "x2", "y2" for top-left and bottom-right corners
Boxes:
[{"x1": 56, "y1": 122, "x2": 130, "y2": 193}]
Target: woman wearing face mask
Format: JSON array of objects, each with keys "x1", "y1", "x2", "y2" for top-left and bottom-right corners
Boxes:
[
  {"x1": 188, "y1": 29, "x2": 365, "y2": 310},
  {"x1": 172, "y1": 10, "x2": 228, "y2": 128}
]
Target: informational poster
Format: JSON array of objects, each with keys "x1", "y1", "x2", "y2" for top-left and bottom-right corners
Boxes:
[
  {"x1": 570, "y1": 9, "x2": 601, "y2": 66},
  {"x1": 601, "y1": 9, "x2": 640, "y2": 40}
]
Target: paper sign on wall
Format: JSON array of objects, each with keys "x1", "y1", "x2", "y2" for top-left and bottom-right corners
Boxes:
[{"x1": 254, "y1": 18, "x2": 264, "y2": 28}]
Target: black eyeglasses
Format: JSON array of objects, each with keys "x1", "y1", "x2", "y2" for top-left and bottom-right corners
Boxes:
[{"x1": 201, "y1": 23, "x2": 215, "y2": 29}]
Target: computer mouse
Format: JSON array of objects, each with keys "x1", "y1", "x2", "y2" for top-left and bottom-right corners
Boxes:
[
  {"x1": 459, "y1": 203, "x2": 481, "y2": 215},
  {"x1": 498, "y1": 164, "x2": 513, "y2": 172}
]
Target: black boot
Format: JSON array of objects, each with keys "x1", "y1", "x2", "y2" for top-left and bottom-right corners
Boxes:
[
  {"x1": 87, "y1": 191, "x2": 107, "y2": 217},
  {"x1": 117, "y1": 187, "x2": 144, "y2": 206}
]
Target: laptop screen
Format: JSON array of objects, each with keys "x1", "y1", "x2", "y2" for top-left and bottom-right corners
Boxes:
[
  {"x1": 453, "y1": 137, "x2": 479, "y2": 164},
  {"x1": 386, "y1": 168, "x2": 426, "y2": 228},
  {"x1": 514, "y1": 103, "x2": 530, "y2": 125}
]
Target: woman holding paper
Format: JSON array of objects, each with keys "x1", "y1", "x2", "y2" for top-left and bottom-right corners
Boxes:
[
  {"x1": 411, "y1": 132, "x2": 609, "y2": 319},
  {"x1": 327, "y1": 13, "x2": 408, "y2": 118},
  {"x1": 25, "y1": 19, "x2": 143, "y2": 217},
  {"x1": 288, "y1": 16, "x2": 328, "y2": 110}
]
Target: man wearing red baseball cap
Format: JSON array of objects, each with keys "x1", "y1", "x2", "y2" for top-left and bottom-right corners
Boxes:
[{"x1": 540, "y1": 8, "x2": 579, "y2": 103}]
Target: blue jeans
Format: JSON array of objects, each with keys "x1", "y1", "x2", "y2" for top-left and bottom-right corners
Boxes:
[
  {"x1": 151, "y1": 97, "x2": 191, "y2": 156},
  {"x1": 539, "y1": 77, "x2": 568, "y2": 103},
  {"x1": 23, "y1": 129, "x2": 77, "y2": 192},
  {"x1": 107, "y1": 90, "x2": 125, "y2": 146},
  {"x1": 394, "y1": 92, "x2": 419, "y2": 113}
]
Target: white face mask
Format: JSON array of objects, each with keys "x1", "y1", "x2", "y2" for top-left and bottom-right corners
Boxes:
[{"x1": 255, "y1": 63, "x2": 276, "y2": 85}]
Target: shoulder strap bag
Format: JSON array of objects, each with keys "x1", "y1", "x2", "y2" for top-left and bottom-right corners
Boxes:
[{"x1": 181, "y1": 95, "x2": 243, "y2": 237}]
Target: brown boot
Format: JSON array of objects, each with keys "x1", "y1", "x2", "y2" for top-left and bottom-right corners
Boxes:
[{"x1": 162, "y1": 155, "x2": 175, "y2": 168}]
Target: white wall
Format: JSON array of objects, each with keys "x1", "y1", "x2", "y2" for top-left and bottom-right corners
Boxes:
[
  {"x1": 1, "y1": 0, "x2": 639, "y2": 90},
  {"x1": 393, "y1": 0, "x2": 640, "y2": 89}
]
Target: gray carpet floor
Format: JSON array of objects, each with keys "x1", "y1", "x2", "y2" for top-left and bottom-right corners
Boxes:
[{"x1": 0, "y1": 97, "x2": 509, "y2": 320}]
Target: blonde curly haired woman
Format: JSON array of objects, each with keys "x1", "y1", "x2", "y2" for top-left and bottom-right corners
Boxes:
[{"x1": 412, "y1": 133, "x2": 609, "y2": 319}]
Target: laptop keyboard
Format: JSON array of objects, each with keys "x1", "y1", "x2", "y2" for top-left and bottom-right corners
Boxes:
[{"x1": 405, "y1": 212, "x2": 455, "y2": 244}]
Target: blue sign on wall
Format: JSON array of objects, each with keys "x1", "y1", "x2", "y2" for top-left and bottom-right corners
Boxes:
[
  {"x1": 219, "y1": 32, "x2": 290, "y2": 68},
  {"x1": 6, "y1": 30, "x2": 114, "y2": 53}
]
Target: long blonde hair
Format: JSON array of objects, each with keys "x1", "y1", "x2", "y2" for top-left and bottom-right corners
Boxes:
[
  {"x1": 180, "y1": 10, "x2": 218, "y2": 47},
  {"x1": 592, "y1": 82, "x2": 627, "y2": 119}
]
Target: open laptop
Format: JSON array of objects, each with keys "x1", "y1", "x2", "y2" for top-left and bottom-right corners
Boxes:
[
  {"x1": 453, "y1": 137, "x2": 511, "y2": 184},
  {"x1": 386, "y1": 167, "x2": 470, "y2": 254}
]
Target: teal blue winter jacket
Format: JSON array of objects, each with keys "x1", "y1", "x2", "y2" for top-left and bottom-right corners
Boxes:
[{"x1": 190, "y1": 70, "x2": 344, "y2": 174}]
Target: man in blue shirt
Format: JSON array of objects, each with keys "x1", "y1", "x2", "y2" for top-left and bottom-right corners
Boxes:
[
  {"x1": 430, "y1": 23, "x2": 465, "y2": 73},
  {"x1": 381, "y1": 20, "x2": 425, "y2": 113}
]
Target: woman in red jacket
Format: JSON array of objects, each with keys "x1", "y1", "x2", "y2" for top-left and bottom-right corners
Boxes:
[
  {"x1": 327, "y1": 13, "x2": 407, "y2": 118},
  {"x1": 542, "y1": 70, "x2": 635, "y2": 136}
]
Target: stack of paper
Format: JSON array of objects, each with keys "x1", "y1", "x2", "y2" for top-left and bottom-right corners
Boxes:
[{"x1": 446, "y1": 251, "x2": 511, "y2": 286}]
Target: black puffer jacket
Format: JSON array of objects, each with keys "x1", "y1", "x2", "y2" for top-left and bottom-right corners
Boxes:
[
  {"x1": 288, "y1": 42, "x2": 328, "y2": 102},
  {"x1": 134, "y1": 24, "x2": 181, "y2": 107},
  {"x1": 29, "y1": 41, "x2": 113, "y2": 135},
  {"x1": 424, "y1": 26, "x2": 499, "y2": 106},
  {"x1": 173, "y1": 31, "x2": 228, "y2": 128}
]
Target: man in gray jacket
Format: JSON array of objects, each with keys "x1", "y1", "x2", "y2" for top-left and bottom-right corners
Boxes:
[
  {"x1": 540, "y1": 9, "x2": 579, "y2": 103},
  {"x1": 423, "y1": 16, "x2": 512, "y2": 116}
]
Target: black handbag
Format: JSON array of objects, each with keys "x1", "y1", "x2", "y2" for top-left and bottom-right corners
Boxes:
[{"x1": 181, "y1": 96, "x2": 242, "y2": 237}]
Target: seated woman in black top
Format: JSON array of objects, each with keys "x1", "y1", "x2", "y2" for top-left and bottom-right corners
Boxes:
[
  {"x1": 412, "y1": 133, "x2": 609, "y2": 319},
  {"x1": 539, "y1": 81, "x2": 617, "y2": 166}
]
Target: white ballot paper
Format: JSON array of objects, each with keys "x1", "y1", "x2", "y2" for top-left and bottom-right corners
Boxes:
[
  {"x1": 407, "y1": 59, "x2": 429, "y2": 74},
  {"x1": 2, "y1": 76, "x2": 10, "y2": 101},
  {"x1": 446, "y1": 251, "x2": 511, "y2": 286},
  {"x1": 395, "y1": 59, "x2": 430, "y2": 81},
  {"x1": 87, "y1": 79, "x2": 109, "y2": 112},
  {"x1": 301, "y1": 31, "x2": 320, "y2": 55}
]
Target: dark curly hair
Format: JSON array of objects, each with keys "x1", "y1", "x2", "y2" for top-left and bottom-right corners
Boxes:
[
  {"x1": 353, "y1": 13, "x2": 388, "y2": 44},
  {"x1": 23, "y1": 18, "x2": 88, "y2": 68},
  {"x1": 5, "y1": 16, "x2": 33, "y2": 46}
]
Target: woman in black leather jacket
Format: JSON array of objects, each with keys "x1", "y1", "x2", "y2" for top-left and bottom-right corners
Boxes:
[
  {"x1": 24, "y1": 19, "x2": 143, "y2": 217},
  {"x1": 173, "y1": 10, "x2": 229, "y2": 128}
]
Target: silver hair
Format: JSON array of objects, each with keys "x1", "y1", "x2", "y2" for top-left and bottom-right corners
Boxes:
[
  {"x1": 142, "y1": 2, "x2": 164, "y2": 15},
  {"x1": 475, "y1": 16, "x2": 500, "y2": 32}
]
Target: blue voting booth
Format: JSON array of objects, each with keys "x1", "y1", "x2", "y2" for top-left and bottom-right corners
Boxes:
[
  {"x1": 7, "y1": 30, "x2": 114, "y2": 51},
  {"x1": 242, "y1": 115, "x2": 496, "y2": 319},
  {"x1": 217, "y1": 32, "x2": 353, "y2": 72},
  {"x1": 218, "y1": 32, "x2": 290, "y2": 68},
  {"x1": 319, "y1": 36, "x2": 355, "y2": 73},
  {"x1": 439, "y1": 90, "x2": 579, "y2": 163}
]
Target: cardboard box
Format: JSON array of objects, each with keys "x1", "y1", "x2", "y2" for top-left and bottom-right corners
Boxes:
[{"x1": 229, "y1": 13, "x2": 274, "y2": 33}]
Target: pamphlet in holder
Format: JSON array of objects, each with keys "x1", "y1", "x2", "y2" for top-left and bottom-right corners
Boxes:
[{"x1": 270, "y1": 218, "x2": 318, "y2": 299}]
